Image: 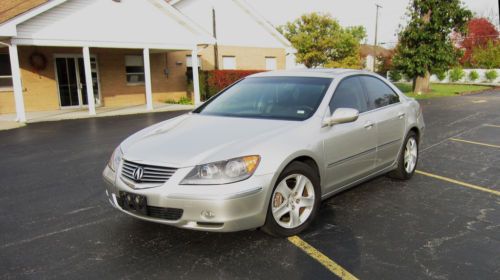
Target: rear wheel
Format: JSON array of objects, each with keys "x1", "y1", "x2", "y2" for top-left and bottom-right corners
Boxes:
[
  {"x1": 261, "y1": 161, "x2": 321, "y2": 237},
  {"x1": 389, "y1": 131, "x2": 418, "y2": 180}
]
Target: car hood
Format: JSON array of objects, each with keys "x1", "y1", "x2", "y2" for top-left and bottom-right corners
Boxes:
[{"x1": 121, "y1": 114, "x2": 298, "y2": 167}]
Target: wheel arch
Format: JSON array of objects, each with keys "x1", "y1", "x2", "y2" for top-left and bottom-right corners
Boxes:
[
  {"x1": 270, "y1": 152, "x2": 323, "y2": 194},
  {"x1": 408, "y1": 126, "x2": 421, "y2": 143}
]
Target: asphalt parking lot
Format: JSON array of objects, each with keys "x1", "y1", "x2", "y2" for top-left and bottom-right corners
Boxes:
[{"x1": 1, "y1": 89, "x2": 499, "y2": 280}]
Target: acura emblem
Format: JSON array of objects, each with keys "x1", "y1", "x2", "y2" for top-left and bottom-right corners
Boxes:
[{"x1": 132, "y1": 167, "x2": 144, "y2": 181}]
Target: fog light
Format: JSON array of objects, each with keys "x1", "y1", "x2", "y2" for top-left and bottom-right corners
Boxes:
[{"x1": 201, "y1": 210, "x2": 215, "y2": 219}]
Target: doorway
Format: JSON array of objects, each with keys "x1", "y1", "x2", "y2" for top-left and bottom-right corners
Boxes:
[{"x1": 54, "y1": 55, "x2": 101, "y2": 108}]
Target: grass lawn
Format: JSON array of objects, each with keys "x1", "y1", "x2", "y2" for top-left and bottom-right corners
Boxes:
[{"x1": 394, "y1": 83, "x2": 493, "y2": 99}]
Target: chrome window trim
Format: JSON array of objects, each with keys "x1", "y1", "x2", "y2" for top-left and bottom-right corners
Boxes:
[{"x1": 325, "y1": 73, "x2": 404, "y2": 117}]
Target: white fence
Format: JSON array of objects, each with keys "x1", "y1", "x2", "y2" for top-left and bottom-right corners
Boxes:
[{"x1": 388, "y1": 69, "x2": 500, "y2": 85}]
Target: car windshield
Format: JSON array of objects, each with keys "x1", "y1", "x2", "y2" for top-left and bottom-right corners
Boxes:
[{"x1": 194, "y1": 76, "x2": 333, "y2": 121}]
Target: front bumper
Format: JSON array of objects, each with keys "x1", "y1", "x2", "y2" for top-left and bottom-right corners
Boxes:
[{"x1": 102, "y1": 165, "x2": 274, "y2": 232}]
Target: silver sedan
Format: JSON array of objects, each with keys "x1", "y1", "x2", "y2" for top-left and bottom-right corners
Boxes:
[{"x1": 102, "y1": 69, "x2": 424, "y2": 237}]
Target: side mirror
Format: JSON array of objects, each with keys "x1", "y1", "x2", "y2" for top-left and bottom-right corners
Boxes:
[{"x1": 322, "y1": 108, "x2": 359, "y2": 127}]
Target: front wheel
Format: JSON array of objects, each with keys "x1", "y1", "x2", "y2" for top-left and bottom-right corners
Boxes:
[
  {"x1": 388, "y1": 131, "x2": 419, "y2": 180},
  {"x1": 261, "y1": 161, "x2": 321, "y2": 237}
]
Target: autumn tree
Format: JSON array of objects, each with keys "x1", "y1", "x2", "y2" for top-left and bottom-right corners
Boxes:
[
  {"x1": 279, "y1": 13, "x2": 366, "y2": 68},
  {"x1": 393, "y1": 0, "x2": 472, "y2": 93},
  {"x1": 457, "y1": 18, "x2": 499, "y2": 66}
]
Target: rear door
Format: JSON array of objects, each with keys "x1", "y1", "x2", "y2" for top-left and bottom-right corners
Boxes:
[
  {"x1": 322, "y1": 76, "x2": 377, "y2": 193},
  {"x1": 360, "y1": 76, "x2": 406, "y2": 170}
]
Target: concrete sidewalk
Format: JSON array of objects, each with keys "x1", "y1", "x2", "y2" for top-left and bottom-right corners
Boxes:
[
  {"x1": 0, "y1": 103, "x2": 194, "y2": 129},
  {"x1": 0, "y1": 121, "x2": 26, "y2": 131}
]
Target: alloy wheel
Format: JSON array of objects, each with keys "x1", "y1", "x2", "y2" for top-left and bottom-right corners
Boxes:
[
  {"x1": 404, "y1": 137, "x2": 418, "y2": 173},
  {"x1": 271, "y1": 174, "x2": 315, "y2": 229}
]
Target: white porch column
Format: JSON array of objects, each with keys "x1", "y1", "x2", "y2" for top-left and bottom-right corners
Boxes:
[
  {"x1": 8, "y1": 43, "x2": 26, "y2": 122},
  {"x1": 82, "y1": 46, "x2": 96, "y2": 115},
  {"x1": 143, "y1": 48, "x2": 153, "y2": 110},
  {"x1": 191, "y1": 47, "x2": 201, "y2": 106}
]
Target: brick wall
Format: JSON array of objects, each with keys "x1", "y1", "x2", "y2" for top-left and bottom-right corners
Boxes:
[
  {"x1": 0, "y1": 47, "x2": 190, "y2": 113},
  {"x1": 0, "y1": 45, "x2": 286, "y2": 114}
]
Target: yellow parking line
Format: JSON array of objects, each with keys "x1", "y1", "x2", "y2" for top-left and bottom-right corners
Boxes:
[
  {"x1": 415, "y1": 170, "x2": 500, "y2": 196},
  {"x1": 288, "y1": 236, "x2": 359, "y2": 280},
  {"x1": 484, "y1": 124, "x2": 500, "y2": 128},
  {"x1": 449, "y1": 138, "x2": 500, "y2": 149}
]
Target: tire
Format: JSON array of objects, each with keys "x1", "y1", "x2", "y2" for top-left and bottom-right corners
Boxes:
[
  {"x1": 261, "y1": 161, "x2": 321, "y2": 237},
  {"x1": 388, "y1": 131, "x2": 419, "y2": 180}
]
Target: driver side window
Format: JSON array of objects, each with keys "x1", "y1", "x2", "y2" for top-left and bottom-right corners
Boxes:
[{"x1": 329, "y1": 77, "x2": 368, "y2": 114}]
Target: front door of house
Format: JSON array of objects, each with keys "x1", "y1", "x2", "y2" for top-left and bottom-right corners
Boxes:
[{"x1": 55, "y1": 56, "x2": 100, "y2": 108}]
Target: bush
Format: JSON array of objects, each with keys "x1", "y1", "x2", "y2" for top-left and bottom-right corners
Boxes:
[
  {"x1": 468, "y1": 70, "x2": 479, "y2": 82},
  {"x1": 165, "y1": 96, "x2": 192, "y2": 105},
  {"x1": 485, "y1": 70, "x2": 498, "y2": 82},
  {"x1": 178, "y1": 96, "x2": 192, "y2": 104},
  {"x1": 187, "y1": 70, "x2": 264, "y2": 101},
  {"x1": 471, "y1": 41, "x2": 500, "y2": 69},
  {"x1": 207, "y1": 70, "x2": 264, "y2": 91},
  {"x1": 449, "y1": 67, "x2": 465, "y2": 82},
  {"x1": 388, "y1": 71, "x2": 402, "y2": 82},
  {"x1": 435, "y1": 71, "x2": 447, "y2": 81}
]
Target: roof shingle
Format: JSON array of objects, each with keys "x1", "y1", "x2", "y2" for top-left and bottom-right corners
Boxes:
[{"x1": 0, "y1": 0, "x2": 48, "y2": 24}]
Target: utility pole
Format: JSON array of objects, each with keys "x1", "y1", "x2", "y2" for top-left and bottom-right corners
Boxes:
[
  {"x1": 373, "y1": 3, "x2": 382, "y2": 72},
  {"x1": 212, "y1": 7, "x2": 219, "y2": 70}
]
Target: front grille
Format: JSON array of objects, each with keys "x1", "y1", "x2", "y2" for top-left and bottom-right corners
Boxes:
[{"x1": 121, "y1": 160, "x2": 176, "y2": 184}]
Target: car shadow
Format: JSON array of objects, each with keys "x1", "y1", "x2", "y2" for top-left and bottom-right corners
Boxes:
[{"x1": 102, "y1": 197, "x2": 361, "y2": 278}]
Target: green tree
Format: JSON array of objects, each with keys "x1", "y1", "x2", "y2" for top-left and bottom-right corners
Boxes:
[
  {"x1": 471, "y1": 41, "x2": 500, "y2": 69},
  {"x1": 392, "y1": 0, "x2": 472, "y2": 93},
  {"x1": 388, "y1": 70, "x2": 402, "y2": 82},
  {"x1": 279, "y1": 13, "x2": 366, "y2": 68}
]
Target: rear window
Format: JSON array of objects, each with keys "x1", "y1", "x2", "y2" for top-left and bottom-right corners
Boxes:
[{"x1": 360, "y1": 76, "x2": 400, "y2": 109}]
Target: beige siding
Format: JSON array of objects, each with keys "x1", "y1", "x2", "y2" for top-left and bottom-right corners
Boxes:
[{"x1": 181, "y1": 45, "x2": 286, "y2": 71}]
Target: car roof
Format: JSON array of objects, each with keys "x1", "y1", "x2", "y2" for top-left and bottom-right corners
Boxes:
[{"x1": 248, "y1": 68, "x2": 375, "y2": 79}]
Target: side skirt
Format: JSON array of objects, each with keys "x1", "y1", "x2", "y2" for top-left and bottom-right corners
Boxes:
[{"x1": 320, "y1": 163, "x2": 397, "y2": 201}]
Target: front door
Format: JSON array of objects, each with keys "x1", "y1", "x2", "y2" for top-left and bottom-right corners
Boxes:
[
  {"x1": 55, "y1": 56, "x2": 100, "y2": 108},
  {"x1": 322, "y1": 76, "x2": 377, "y2": 193}
]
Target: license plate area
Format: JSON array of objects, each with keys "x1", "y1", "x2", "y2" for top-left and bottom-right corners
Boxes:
[{"x1": 119, "y1": 191, "x2": 148, "y2": 215}]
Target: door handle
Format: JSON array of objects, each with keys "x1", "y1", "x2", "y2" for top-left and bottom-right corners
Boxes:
[
  {"x1": 397, "y1": 112, "x2": 405, "y2": 119},
  {"x1": 364, "y1": 121, "x2": 374, "y2": 129}
]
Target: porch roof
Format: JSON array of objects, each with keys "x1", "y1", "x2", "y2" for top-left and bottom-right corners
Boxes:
[{"x1": 0, "y1": 0, "x2": 215, "y2": 50}]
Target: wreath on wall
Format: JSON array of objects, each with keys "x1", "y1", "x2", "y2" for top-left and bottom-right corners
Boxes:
[{"x1": 29, "y1": 52, "x2": 47, "y2": 71}]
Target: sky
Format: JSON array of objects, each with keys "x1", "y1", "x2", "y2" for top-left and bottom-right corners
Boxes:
[{"x1": 248, "y1": 0, "x2": 500, "y2": 48}]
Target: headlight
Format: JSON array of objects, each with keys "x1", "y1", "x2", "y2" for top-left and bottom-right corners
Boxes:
[
  {"x1": 180, "y1": 155, "x2": 260, "y2": 185},
  {"x1": 108, "y1": 146, "x2": 123, "y2": 172}
]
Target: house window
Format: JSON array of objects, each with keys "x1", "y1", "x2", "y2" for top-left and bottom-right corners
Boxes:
[
  {"x1": 265, "y1": 57, "x2": 277, "y2": 70},
  {"x1": 125, "y1": 55, "x2": 145, "y2": 84},
  {"x1": 222, "y1": 56, "x2": 236, "y2": 70},
  {"x1": 0, "y1": 54, "x2": 13, "y2": 89}
]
